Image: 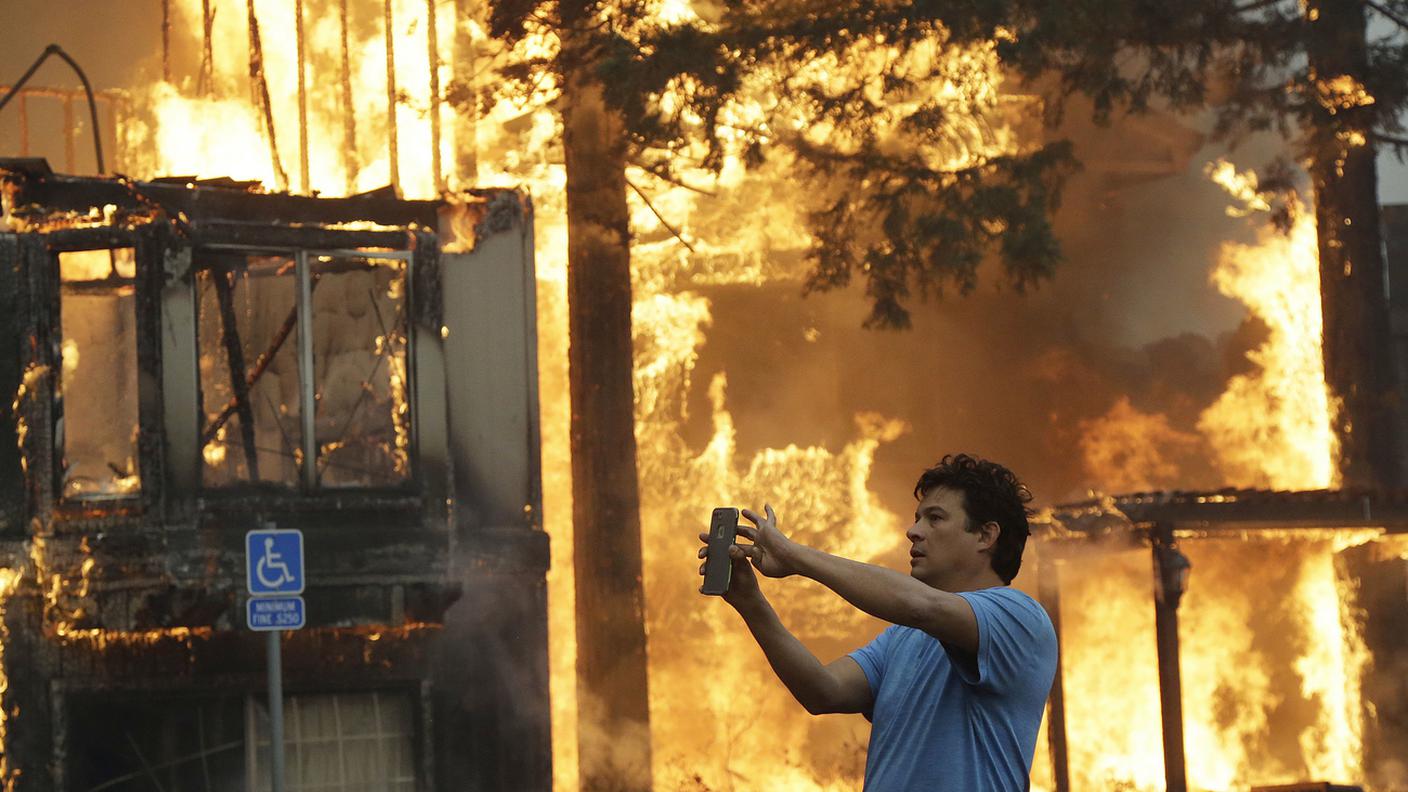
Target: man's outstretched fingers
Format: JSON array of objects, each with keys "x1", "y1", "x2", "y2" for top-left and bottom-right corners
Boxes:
[{"x1": 737, "y1": 523, "x2": 757, "y2": 541}]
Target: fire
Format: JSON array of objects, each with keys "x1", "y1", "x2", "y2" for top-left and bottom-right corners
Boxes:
[
  {"x1": 1059, "y1": 546, "x2": 1165, "y2": 789},
  {"x1": 1054, "y1": 159, "x2": 1367, "y2": 791},
  {"x1": 130, "y1": 0, "x2": 461, "y2": 198},
  {"x1": 1077, "y1": 397, "x2": 1202, "y2": 493},
  {"x1": 1313, "y1": 73, "x2": 1377, "y2": 115},
  {"x1": 1178, "y1": 536, "x2": 1371, "y2": 788},
  {"x1": 20, "y1": 2, "x2": 1384, "y2": 789},
  {"x1": 1050, "y1": 528, "x2": 1381, "y2": 791},
  {"x1": 616, "y1": 21, "x2": 1024, "y2": 789},
  {"x1": 1081, "y1": 161, "x2": 1335, "y2": 493},
  {"x1": 1198, "y1": 159, "x2": 1336, "y2": 490}
]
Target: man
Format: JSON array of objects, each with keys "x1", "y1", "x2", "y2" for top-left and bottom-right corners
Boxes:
[{"x1": 697, "y1": 453, "x2": 1057, "y2": 790}]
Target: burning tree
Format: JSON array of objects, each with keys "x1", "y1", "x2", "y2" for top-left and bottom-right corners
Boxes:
[{"x1": 999, "y1": 0, "x2": 1408, "y2": 490}]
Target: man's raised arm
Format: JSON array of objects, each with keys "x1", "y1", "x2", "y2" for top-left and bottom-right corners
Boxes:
[
  {"x1": 698, "y1": 535, "x2": 872, "y2": 715},
  {"x1": 734, "y1": 506, "x2": 980, "y2": 655}
]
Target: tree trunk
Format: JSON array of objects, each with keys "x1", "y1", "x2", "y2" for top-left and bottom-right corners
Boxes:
[
  {"x1": 1306, "y1": 0, "x2": 1403, "y2": 490},
  {"x1": 452, "y1": 0, "x2": 478, "y2": 183},
  {"x1": 560, "y1": 7, "x2": 655, "y2": 790}
]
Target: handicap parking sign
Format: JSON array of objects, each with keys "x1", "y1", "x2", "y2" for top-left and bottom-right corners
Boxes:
[{"x1": 246, "y1": 528, "x2": 304, "y2": 595}]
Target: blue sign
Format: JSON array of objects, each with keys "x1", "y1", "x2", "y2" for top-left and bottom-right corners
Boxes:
[
  {"x1": 246, "y1": 528, "x2": 305, "y2": 595},
  {"x1": 247, "y1": 596, "x2": 306, "y2": 631}
]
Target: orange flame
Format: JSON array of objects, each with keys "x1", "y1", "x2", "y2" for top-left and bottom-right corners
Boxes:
[
  {"x1": 1199, "y1": 160, "x2": 1336, "y2": 490},
  {"x1": 38, "y1": 3, "x2": 1385, "y2": 788}
]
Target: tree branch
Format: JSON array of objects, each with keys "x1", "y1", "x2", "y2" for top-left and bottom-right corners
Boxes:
[
  {"x1": 1364, "y1": 0, "x2": 1408, "y2": 32},
  {"x1": 626, "y1": 177, "x2": 696, "y2": 252},
  {"x1": 1230, "y1": 0, "x2": 1295, "y2": 15},
  {"x1": 1373, "y1": 131, "x2": 1408, "y2": 146},
  {"x1": 628, "y1": 160, "x2": 716, "y2": 195}
]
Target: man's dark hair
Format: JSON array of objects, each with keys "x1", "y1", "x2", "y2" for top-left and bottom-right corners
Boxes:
[{"x1": 913, "y1": 454, "x2": 1033, "y2": 584}]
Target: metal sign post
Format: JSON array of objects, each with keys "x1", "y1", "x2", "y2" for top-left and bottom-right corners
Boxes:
[
  {"x1": 246, "y1": 523, "x2": 306, "y2": 792},
  {"x1": 267, "y1": 630, "x2": 285, "y2": 792}
]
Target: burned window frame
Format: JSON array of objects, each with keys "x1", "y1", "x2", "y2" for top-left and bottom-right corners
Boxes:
[
  {"x1": 39, "y1": 226, "x2": 167, "y2": 519},
  {"x1": 183, "y1": 222, "x2": 434, "y2": 502},
  {"x1": 192, "y1": 242, "x2": 418, "y2": 494}
]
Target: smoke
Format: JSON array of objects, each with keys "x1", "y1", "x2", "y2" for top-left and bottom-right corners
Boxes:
[{"x1": 670, "y1": 101, "x2": 1286, "y2": 512}]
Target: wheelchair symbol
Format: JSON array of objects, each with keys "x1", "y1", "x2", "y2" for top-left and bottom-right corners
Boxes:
[
  {"x1": 256, "y1": 538, "x2": 293, "y2": 589},
  {"x1": 247, "y1": 528, "x2": 303, "y2": 595}
]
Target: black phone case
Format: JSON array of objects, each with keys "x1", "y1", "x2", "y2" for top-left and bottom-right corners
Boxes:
[{"x1": 701, "y1": 507, "x2": 739, "y2": 595}]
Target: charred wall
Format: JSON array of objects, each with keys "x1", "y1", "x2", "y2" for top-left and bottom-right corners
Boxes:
[{"x1": 1384, "y1": 203, "x2": 1408, "y2": 478}]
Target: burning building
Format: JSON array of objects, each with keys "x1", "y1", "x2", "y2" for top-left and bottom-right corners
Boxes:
[
  {"x1": 1037, "y1": 490, "x2": 1408, "y2": 791},
  {"x1": 0, "y1": 159, "x2": 548, "y2": 790}
]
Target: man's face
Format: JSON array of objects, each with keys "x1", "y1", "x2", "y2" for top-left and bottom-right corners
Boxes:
[{"x1": 907, "y1": 486, "x2": 986, "y2": 588}]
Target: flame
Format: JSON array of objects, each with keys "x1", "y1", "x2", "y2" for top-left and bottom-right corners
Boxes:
[
  {"x1": 616, "y1": 27, "x2": 1018, "y2": 790},
  {"x1": 1052, "y1": 533, "x2": 1379, "y2": 791},
  {"x1": 1312, "y1": 74, "x2": 1376, "y2": 115},
  {"x1": 1059, "y1": 547, "x2": 1166, "y2": 789},
  {"x1": 46, "y1": 3, "x2": 1388, "y2": 789},
  {"x1": 121, "y1": 4, "x2": 1034, "y2": 788},
  {"x1": 29, "y1": 533, "x2": 98, "y2": 638},
  {"x1": 11, "y1": 365, "x2": 49, "y2": 477},
  {"x1": 1179, "y1": 538, "x2": 1370, "y2": 787},
  {"x1": 1199, "y1": 160, "x2": 1336, "y2": 490},
  {"x1": 131, "y1": 0, "x2": 461, "y2": 198},
  {"x1": 1078, "y1": 397, "x2": 1202, "y2": 492},
  {"x1": 1085, "y1": 162, "x2": 1335, "y2": 494}
]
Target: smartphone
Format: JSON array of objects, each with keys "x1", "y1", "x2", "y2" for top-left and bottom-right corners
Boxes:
[{"x1": 700, "y1": 507, "x2": 739, "y2": 595}]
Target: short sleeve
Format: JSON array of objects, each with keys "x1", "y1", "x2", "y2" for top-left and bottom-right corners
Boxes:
[
  {"x1": 947, "y1": 588, "x2": 1054, "y2": 693},
  {"x1": 848, "y1": 625, "x2": 898, "y2": 717}
]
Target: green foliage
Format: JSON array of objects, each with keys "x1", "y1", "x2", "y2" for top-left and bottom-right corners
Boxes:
[
  {"x1": 479, "y1": 0, "x2": 1084, "y2": 327},
  {"x1": 1003, "y1": 0, "x2": 1408, "y2": 184},
  {"x1": 478, "y1": 0, "x2": 1408, "y2": 328}
]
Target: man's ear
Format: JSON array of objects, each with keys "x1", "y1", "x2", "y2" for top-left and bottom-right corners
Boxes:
[{"x1": 977, "y1": 521, "x2": 1001, "y2": 552}]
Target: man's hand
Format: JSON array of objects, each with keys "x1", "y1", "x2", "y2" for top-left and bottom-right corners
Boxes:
[
  {"x1": 738, "y1": 505, "x2": 802, "y2": 579},
  {"x1": 697, "y1": 532, "x2": 763, "y2": 610},
  {"x1": 698, "y1": 505, "x2": 804, "y2": 608}
]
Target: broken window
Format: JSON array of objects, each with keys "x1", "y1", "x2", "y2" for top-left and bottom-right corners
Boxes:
[
  {"x1": 67, "y1": 690, "x2": 418, "y2": 791},
  {"x1": 67, "y1": 693, "x2": 247, "y2": 792},
  {"x1": 57, "y1": 248, "x2": 141, "y2": 499},
  {"x1": 197, "y1": 252, "x2": 303, "y2": 488},
  {"x1": 308, "y1": 254, "x2": 411, "y2": 489},
  {"x1": 196, "y1": 248, "x2": 410, "y2": 490}
]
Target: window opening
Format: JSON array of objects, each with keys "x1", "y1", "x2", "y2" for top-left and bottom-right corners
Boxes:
[
  {"x1": 58, "y1": 247, "x2": 141, "y2": 499},
  {"x1": 197, "y1": 252, "x2": 302, "y2": 488},
  {"x1": 197, "y1": 248, "x2": 411, "y2": 490},
  {"x1": 69, "y1": 694, "x2": 246, "y2": 792},
  {"x1": 307, "y1": 253, "x2": 410, "y2": 489},
  {"x1": 67, "y1": 691, "x2": 417, "y2": 792}
]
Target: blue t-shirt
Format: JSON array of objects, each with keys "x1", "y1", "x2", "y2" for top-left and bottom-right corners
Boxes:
[{"x1": 847, "y1": 586, "x2": 1057, "y2": 791}]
